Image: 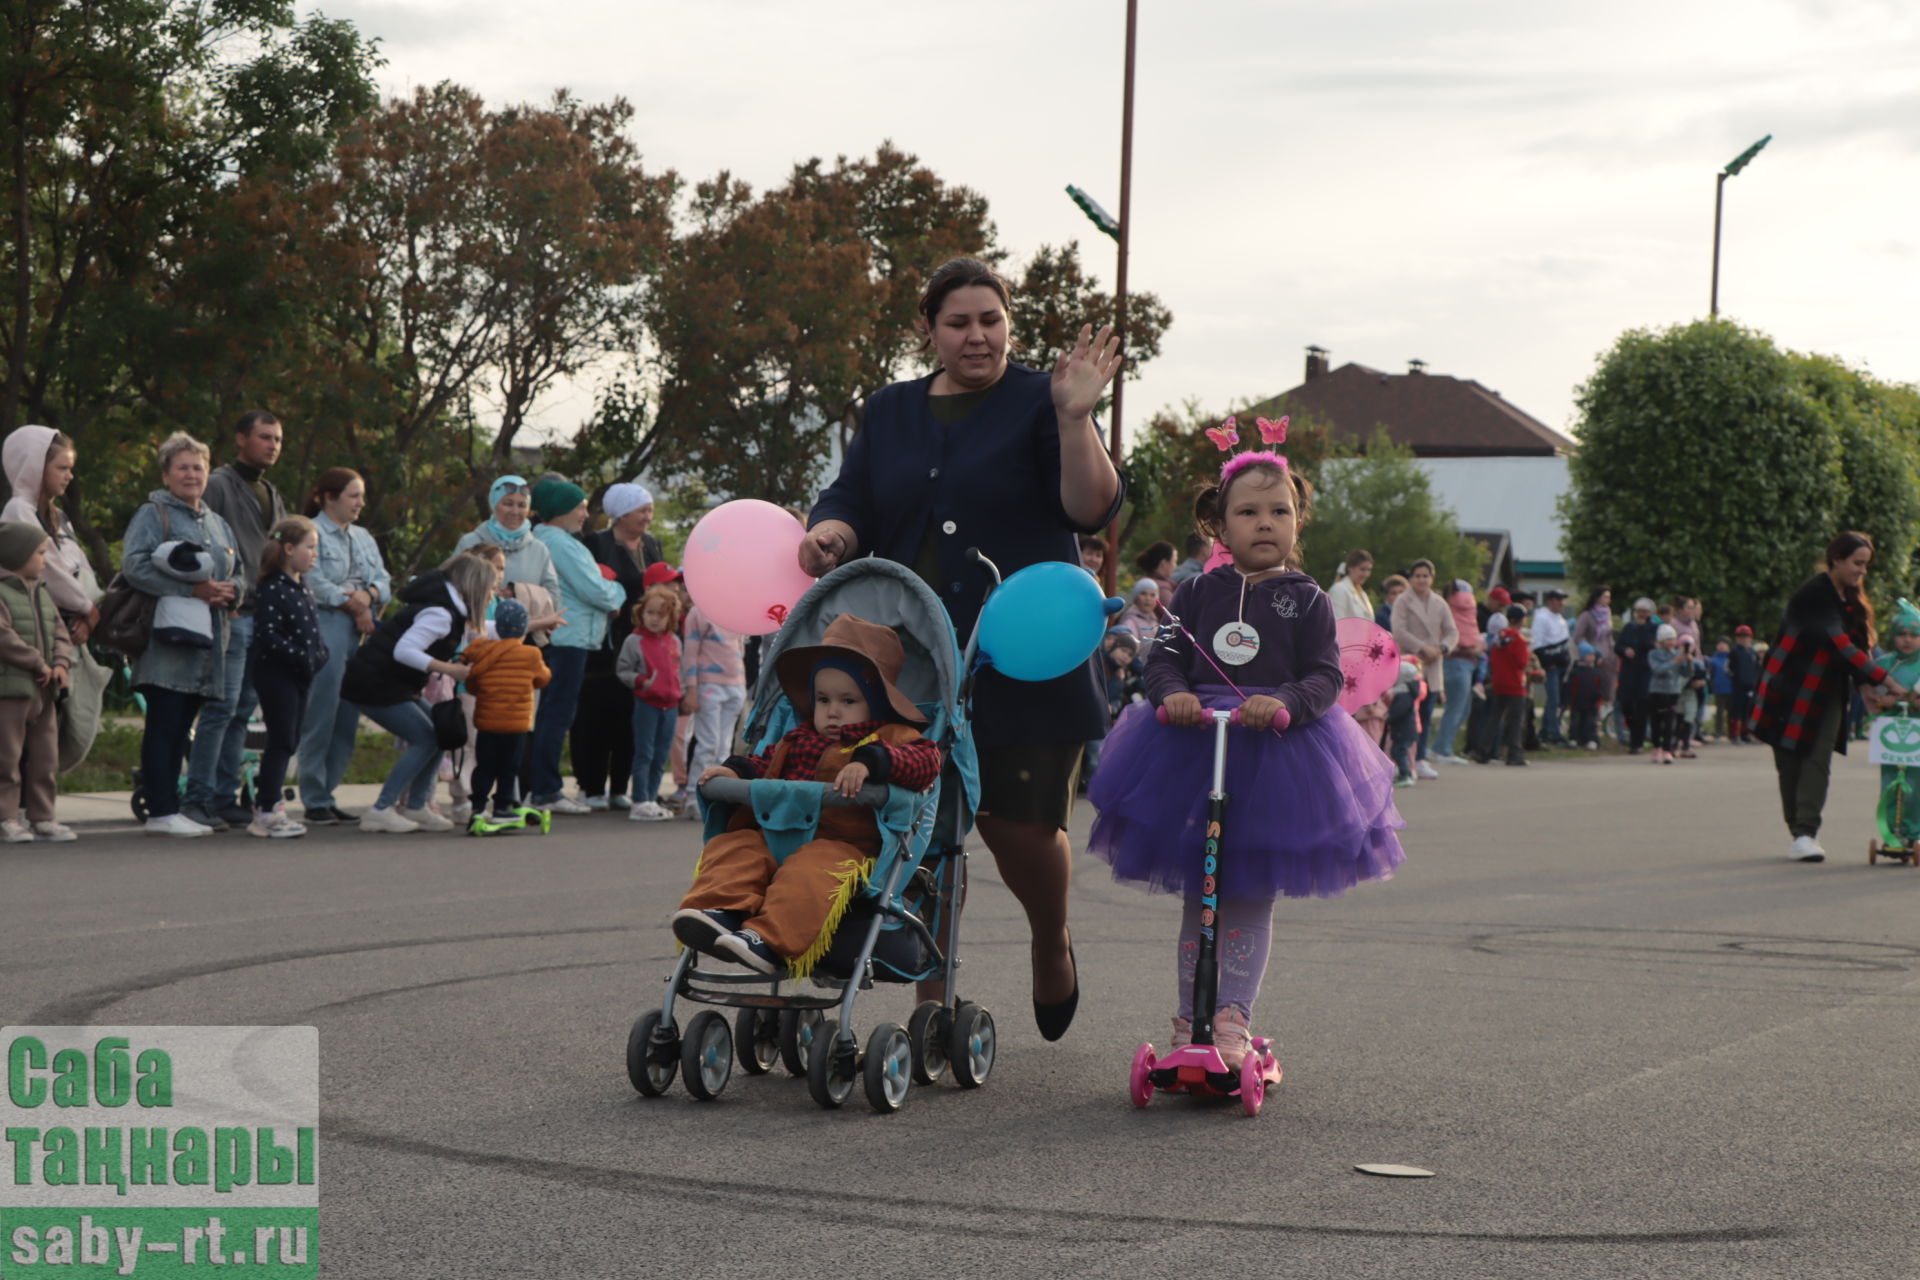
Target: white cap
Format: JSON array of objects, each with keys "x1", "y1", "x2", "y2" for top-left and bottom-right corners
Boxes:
[{"x1": 1656, "y1": 623, "x2": 1677, "y2": 643}]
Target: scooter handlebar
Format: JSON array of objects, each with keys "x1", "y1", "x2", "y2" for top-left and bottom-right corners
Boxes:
[{"x1": 1152, "y1": 704, "x2": 1290, "y2": 731}]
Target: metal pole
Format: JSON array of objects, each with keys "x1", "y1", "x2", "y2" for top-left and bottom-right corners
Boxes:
[
  {"x1": 1103, "y1": 0, "x2": 1137, "y2": 598},
  {"x1": 1710, "y1": 171, "x2": 1725, "y2": 317}
]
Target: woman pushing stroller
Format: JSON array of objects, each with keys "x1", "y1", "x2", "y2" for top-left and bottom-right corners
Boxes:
[{"x1": 671, "y1": 615, "x2": 943, "y2": 978}]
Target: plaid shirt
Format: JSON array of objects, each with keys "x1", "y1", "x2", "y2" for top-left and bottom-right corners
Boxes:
[
  {"x1": 731, "y1": 720, "x2": 943, "y2": 791},
  {"x1": 1751, "y1": 574, "x2": 1885, "y2": 756}
]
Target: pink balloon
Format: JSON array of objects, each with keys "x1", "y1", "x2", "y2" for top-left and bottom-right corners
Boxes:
[{"x1": 682, "y1": 500, "x2": 815, "y2": 635}]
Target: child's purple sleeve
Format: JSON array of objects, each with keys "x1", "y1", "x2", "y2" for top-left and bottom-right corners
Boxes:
[
  {"x1": 1140, "y1": 578, "x2": 1196, "y2": 706},
  {"x1": 1275, "y1": 589, "x2": 1343, "y2": 726}
]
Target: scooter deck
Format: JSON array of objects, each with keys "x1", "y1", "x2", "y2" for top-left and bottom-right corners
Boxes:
[{"x1": 1144, "y1": 1039, "x2": 1282, "y2": 1097}]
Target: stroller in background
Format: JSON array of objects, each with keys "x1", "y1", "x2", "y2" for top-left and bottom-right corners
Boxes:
[{"x1": 625, "y1": 558, "x2": 991, "y2": 1113}]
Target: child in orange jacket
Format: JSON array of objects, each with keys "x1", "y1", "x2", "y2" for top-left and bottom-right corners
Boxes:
[
  {"x1": 671, "y1": 615, "x2": 942, "y2": 977},
  {"x1": 461, "y1": 598, "x2": 551, "y2": 832}
]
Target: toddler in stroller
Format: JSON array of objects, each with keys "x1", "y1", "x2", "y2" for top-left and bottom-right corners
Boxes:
[
  {"x1": 672, "y1": 614, "x2": 943, "y2": 975},
  {"x1": 627, "y1": 558, "x2": 991, "y2": 1114}
]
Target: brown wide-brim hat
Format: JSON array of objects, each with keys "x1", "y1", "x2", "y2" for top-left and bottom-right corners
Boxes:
[{"x1": 774, "y1": 614, "x2": 927, "y2": 726}]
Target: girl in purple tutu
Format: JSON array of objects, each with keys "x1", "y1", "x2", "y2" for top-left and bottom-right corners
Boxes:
[{"x1": 1087, "y1": 441, "x2": 1406, "y2": 1066}]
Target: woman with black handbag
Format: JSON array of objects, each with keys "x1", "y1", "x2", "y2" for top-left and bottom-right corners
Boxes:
[{"x1": 340, "y1": 554, "x2": 492, "y2": 835}]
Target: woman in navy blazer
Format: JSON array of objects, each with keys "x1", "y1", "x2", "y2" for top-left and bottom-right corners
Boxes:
[{"x1": 803, "y1": 257, "x2": 1124, "y2": 1042}]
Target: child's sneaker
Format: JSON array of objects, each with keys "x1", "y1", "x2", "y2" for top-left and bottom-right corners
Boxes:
[
  {"x1": 400, "y1": 805, "x2": 454, "y2": 832},
  {"x1": 715, "y1": 928, "x2": 782, "y2": 975},
  {"x1": 1, "y1": 818, "x2": 33, "y2": 844},
  {"x1": 671, "y1": 908, "x2": 745, "y2": 956},
  {"x1": 1170, "y1": 1015, "x2": 1192, "y2": 1051},
  {"x1": 628, "y1": 800, "x2": 671, "y2": 822},
  {"x1": 1213, "y1": 1008, "x2": 1253, "y2": 1070},
  {"x1": 30, "y1": 820, "x2": 76, "y2": 843},
  {"x1": 584, "y1": 792, "x2": 610, "y2": 811},
  {"x1": 247, "y1": 811, "x2": 306, "y2": 839}
]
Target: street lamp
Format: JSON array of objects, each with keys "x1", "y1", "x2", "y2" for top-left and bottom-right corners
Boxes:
[{"x1": 1710, "y1": 134, "x2": 1771, "y2": 317}]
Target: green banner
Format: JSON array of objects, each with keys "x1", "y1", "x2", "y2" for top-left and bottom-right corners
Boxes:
[{"x1": 1, "y1": 1207, "x2": 318, "y2": 1276}]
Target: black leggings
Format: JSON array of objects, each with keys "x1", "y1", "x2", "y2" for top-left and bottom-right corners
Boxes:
[
  {"x1": 570, "y1": 670, "x2": 633, "y2": 799},
  {"x1": 252, "y1": 660, "x2": 310, "y2": 814},
  {"x1": 1649, "y1": 692, "x2": 1680, "y2": 752},
  {"x1": 471, "y1": 731, "x2": 527, "y2": 814}
]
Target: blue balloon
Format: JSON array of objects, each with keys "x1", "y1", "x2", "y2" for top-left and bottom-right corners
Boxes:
[{"x1": 978, "y1": 561, "x2": 1122, "y2": 682}]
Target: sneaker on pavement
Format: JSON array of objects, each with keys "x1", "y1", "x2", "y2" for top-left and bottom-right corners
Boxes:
[
  {"x1": 30, "y1": 820, "x2": 76, "y2": 843},
  {"x1": 1393, "y1": 775, "x2": 1416, "y2": 789},
  {"x1": 181, "y1": 802, "x2": 228, "y2": 832},
  {"x1": 247, "y1": 812, "x2": 306, "y2": 839},
  {"x1": 146, "y1": 813, "x2": 211, "y2": 838},
  {"x1": 546, "y1": 795, "x2": 591, "y2": 815},
  {"x1": 715, "y1": 928, "x2": 783, "y2": 975},
  {"x1": 1170, "y1": 1015, "x2": 1193, "y2": 1052},
  {"x1": 1790, "y1": 835, "x2": 1826, "y2": 862},
  {"x1": 218, "y1": 803, "x2": 254, "y2": 827},
  {"x1": 450, "y1": 801, "x2": 473, "y2": 824},
  {"x1": 1414, "y1": 760, "x2": 1439, "y2": 780},
  {"x1": 400, "y1": 806, "x2": 454, "y2": 832},
  {"x1": 301, "y1": 805, "x2": 343, "y2": 826},
  {"x1": 1, "y1": 818, "x2": 33, "y2": 843},
  {"x1": 359, "y1": 806, "x2": 421, "y2": 834},
  {"x1": 584, "y1": 793, "x2": 610, "y2": 811},
  {"x1": 609, "y1": 794, "x2": 632, "y2": 810},
  {"x1": 1439, "y1": 752, "x2": 1471, "y2": 766},
  {"x1": 671, "y1": 908, "x2": 747, "y2": 956},
  {"x1": 629, "y1": 801, "x2": 671, "y2": 822}
]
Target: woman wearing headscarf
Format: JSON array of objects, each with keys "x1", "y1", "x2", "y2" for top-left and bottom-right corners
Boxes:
[
  {"x1": 525, "y1": 479, "x2": 624, "y2": 813},
  {"x1": 453, "y1": 475, "x2": 560, "y2": 596},
  {"x1": 572, "y1": 481, "x2": 664, "y2": 809},
  {"x1": 2, "y1": 426, "x2": 106, "y2": 772}
]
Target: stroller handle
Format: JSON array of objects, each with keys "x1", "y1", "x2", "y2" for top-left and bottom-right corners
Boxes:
[
  {"x1": 1154, "y1": 704, "x2": 1291, "y2": 732},
  {"x1": 698, "y1": 777, "x2": 892, "y2": 810}
]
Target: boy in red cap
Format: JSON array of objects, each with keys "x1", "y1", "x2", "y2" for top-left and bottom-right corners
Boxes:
[{"x1": 672, "y1": 614, "x2": 943, "y2": 976}]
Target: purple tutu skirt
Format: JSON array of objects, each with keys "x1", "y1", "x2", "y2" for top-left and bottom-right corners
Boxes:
[{"x1": 1087, "y1": 686, "x2": 1406, "y2": 899}]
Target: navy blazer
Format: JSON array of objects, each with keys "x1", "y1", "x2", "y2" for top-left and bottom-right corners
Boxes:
[{"x1": 810, "y1": 364, "x2": 1124, "y2": 748}]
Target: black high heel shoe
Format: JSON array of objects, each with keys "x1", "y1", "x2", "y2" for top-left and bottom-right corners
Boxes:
[{"x1": 1033, "y1": 933, "x2": 1079, "y2": 1042}]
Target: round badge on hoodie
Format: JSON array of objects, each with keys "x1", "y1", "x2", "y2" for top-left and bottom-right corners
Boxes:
[{"x1": 1212, "y1": 620, "x2": 1260, "y2": 665}]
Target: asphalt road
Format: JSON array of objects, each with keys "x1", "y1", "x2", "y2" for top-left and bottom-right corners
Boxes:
[{"x1": 5, "y1": 744, "x2": 1919, "y2": 1279}]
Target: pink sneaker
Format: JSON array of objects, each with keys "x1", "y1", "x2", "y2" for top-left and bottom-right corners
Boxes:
[
  {"x1": 1214, "y1": 1008, "x2": 1253, "y2": 1069},
  {"x1": 1170, "y1": 1016, "x2": 1192, "y2": 1051}
]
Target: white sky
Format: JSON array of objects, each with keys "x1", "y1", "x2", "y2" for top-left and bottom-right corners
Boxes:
[{"x1": 323, "y1": 0, "x2": 1920, "y2": 446}]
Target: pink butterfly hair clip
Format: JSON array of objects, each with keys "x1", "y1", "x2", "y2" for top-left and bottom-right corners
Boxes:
[
  {"x1": 1256, "y1": 416, "x2": 1289, "y2": 445},
  {"x1": 1204, "y1": 417, "x2": 1240, "y2": 452}
]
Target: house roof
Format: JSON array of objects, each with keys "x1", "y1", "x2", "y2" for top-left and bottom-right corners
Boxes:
[{"x1": 1247, "y1": 362, "x2": 1575, "y2": 458}]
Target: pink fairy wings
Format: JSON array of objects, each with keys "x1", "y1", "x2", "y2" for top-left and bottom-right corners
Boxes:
[{"x1": 1205, "y1": 417, "x2": 1241, "y2": 452}]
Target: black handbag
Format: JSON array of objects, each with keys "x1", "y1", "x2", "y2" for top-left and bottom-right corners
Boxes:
[
  {"x1": 94, "y1": 503, "x2": 171, "y2": 658},
  {"x1": 430, "y1": 698, "x2": 469, "y2": 751}
]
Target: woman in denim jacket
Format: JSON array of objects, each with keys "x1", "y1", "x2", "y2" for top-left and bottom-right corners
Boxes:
[
  {"x1": 296, "y1": 467, "x2": 393, "y2": 824},
  {"x1": 119, "y1": 433, "x2": 244, "y2": 836}
]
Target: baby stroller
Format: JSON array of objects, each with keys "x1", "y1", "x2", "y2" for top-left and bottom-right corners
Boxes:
[{"x1": 625, "y1": 557, "x2": 988, "y2": 1113}]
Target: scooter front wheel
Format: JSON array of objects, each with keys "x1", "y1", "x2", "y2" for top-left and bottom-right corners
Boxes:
[
  {"x1": 1239, "y1": 1052, "x2": 1266, "y2": 1117},
  {"x1": 1129, "y1": 1042, "x2": 1156, "y2": 1108}
]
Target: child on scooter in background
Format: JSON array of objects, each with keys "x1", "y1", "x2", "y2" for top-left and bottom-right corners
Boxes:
[
  {"x1": 1087, "y1": 444, "x2": 1405, "y2": 1068},
  {"x1": 462, "y1": 599, "x2": 551, "y2": 833}
]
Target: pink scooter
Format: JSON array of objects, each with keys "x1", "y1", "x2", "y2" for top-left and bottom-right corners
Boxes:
[{"x1": 1129, "y1": 704, "x2": 1287, "y2": 1117}]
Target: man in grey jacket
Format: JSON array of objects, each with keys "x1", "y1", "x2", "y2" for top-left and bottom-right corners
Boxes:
[{"x1": 182, "y1": 411, "x2": 287, "y2": 830}]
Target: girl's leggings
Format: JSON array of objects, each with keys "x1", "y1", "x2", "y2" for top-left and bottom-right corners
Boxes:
[
  {"x1": 252, "y1": 659, "x2": 310, "y2": 815},
  {"x1": 1649, "y1": 692, "x2": 1680, "y2": 751},
  {"x1": 1177, "y1": 895, "x2": 1277, "y2": 1022}
]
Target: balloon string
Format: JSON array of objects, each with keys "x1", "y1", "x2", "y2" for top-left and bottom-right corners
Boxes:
[{"x1": 1154, "y1": 604, "x2": 1280, "y2": 734}]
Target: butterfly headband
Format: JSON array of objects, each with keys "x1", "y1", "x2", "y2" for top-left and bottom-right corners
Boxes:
[{"x1": 1205, "y1": 415, "x2": 1290, "y2": 490}]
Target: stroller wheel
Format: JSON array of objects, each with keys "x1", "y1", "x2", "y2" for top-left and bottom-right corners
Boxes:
[
  {"x1": 680, "y1": 1010, "x2": 734, "y2": 1102},
  {"x1": 626, "y1": 1011, "x2": 679, "y2": 1097},
  {"x1": 129, "y1": 770, "x2": 149, "y2": 824},
  {"x1": 735, "y1": 1007, "x2": 780, "y2": 1076},
  {"x1": 778, "y1": 1007, "x2": 824, "y2": 1078},
  {"x1": 947, "y1": 1002, "x2": 996, "y2": 1090},
  {"x1": 863, "y1": 1023, "x2": 912, "y2": 1114},
  {"x1": 807, "y1": 1018, "x2": 858, "y2": 1110},
  {"x1": 906, "y1": 1000, "x2": 950, "y2": 1085}
]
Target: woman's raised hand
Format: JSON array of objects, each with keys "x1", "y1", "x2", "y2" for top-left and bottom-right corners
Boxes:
[{"x1": 1050, "y1": 323, "x2": 1124, "y2": 422}]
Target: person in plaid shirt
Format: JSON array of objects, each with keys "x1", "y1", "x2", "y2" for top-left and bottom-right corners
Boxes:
[
  {"x1": 671, "y1": 615, "x2": 943, "y2": 977},
  {"x1": 1753, "y1": 532, "x2": 1910, "y2": 862}
]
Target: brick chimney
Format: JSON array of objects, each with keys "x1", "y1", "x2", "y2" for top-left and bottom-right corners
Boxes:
[{"x1": 1305, "y1": 345, "x2": 1329, "y2": 381}]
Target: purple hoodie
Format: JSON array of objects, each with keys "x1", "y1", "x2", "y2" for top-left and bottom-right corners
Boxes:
[{"x1": 1143, "y1": 564, "x2": 1344, "y2": 727}]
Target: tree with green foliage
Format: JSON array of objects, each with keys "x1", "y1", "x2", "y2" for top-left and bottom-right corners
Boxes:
[
  {"x1": 1559, "y1": 319, "x2": 1848, "y2": 635},
  {"x1": 1304, "y1": 432, "x2": 1487, "y2": 588}
]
